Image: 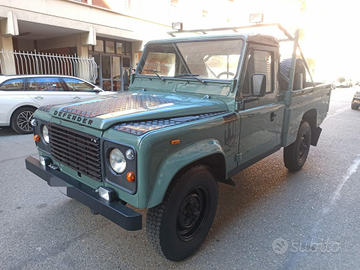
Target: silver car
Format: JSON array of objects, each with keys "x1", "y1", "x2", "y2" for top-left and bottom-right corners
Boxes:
[{"x1": 0, "y1": 75, "x2": 107, "y2": 134}]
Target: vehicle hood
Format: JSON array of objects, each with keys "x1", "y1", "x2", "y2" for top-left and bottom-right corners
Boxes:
[{"x1": 44, "y1": 91, "x2": 229, "y2": 131}]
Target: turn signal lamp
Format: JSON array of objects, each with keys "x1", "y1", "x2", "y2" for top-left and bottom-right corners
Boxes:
[
  {"x1": 127, "y1": 171, "x2": 135, "y2": 182},
  {"x1": 171, "y1": 139, "x2": 180, "y2": 145},
  {"x1": 34, "y1": 134, "x2": 40, "y2": 142}
]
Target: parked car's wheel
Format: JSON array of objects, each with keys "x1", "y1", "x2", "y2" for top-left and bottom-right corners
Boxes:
[
  {"x1": 146, "y1": 165, "x2": 218, "y2": 261},
  {"x1": 284, "y1": 121, "x2": 312, "y2": 171},
  {"x1": 11, "y1": 106, "x2": 36, "y2": 134},
  {"x1": 351, "y1": 102, "x2": 359, "y2": 110}
]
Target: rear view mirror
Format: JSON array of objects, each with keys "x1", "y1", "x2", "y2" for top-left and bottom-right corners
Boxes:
[{"x1": 251, "y1": 74, "x2": 266, "y2": 97}]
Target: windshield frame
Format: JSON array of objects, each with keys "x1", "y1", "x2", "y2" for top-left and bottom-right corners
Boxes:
[{"x1": 136, "y1": 36, "x2": 246, "y2": 83}]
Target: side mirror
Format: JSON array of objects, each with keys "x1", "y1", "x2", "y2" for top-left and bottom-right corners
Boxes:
[{"x1": 251, "y1": 74, "x2": 266, "y2": 97}]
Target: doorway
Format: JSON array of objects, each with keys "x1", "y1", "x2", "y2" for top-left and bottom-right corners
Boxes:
[
  {"x1": 90, "y1": 39, "x2": 132, "y2": 92},
  {"x1": 93, "y1": 55, "x2": 130, "y2": 91}
]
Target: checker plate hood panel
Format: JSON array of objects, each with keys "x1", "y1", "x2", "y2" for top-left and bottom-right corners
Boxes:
[{"x1": 42, "y1": 91, "x2": 229, "y2": 131}]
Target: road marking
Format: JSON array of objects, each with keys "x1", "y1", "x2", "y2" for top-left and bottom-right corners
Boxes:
[
  {"x1": 323, "y1": 154, "x2": 360, "y2": 214},
  {"x1": 280, "y1": 155, "x2": 360, "y2": 269},
  {"x1": 330, "y1": 154, "x2": 360, "y2": 203},
  {"x1": 325, "y1": 106, "x2": 348, "y2": 121}
]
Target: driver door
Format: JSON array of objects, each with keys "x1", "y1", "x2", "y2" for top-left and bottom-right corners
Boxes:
[{"x1": 237, "y1": 47, "x2": 285, "y2": 164}]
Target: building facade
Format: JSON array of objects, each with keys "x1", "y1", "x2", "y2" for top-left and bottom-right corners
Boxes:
[{"x1": 0, "y1": 0, "x2": 173, "y2": 91}]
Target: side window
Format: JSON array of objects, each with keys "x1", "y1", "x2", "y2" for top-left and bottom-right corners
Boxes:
[
  {"x1": 242, "y1": 50, "x2": 273, "y2": 96},
  {"x1": 0, "y1": 79, "x2": 25, "y2": 91},
  {"x1": 28, "y1": 78, "x2": 65, "y2": 91},
  {"x1": 62, "y1": 78, "x2": 95, "y2": 91},
  {"x1": 27, "y1": 79, "x2": 40, "y2": 91}
]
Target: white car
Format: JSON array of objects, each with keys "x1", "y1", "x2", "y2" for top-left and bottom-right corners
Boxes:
[{"x1": 0, "y1": 75, "x2": 109, "y2": 134}]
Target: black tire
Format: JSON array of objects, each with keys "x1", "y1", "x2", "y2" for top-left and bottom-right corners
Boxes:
[
  {"x1": 11, "y1": 106, "x2": 36, "y2": 134},
  {"x1": 284, "y1": 121, "x2": 311, "y2": 171},
  {"x1": 146, "y1": 165, "x2": 218, "y2": 261},
  {"x1": 279, "y1": 58, "x2": 307, "y2": 91},
  {"x1": 351, "y1": 102, "x2": 359, "y2": 110}
]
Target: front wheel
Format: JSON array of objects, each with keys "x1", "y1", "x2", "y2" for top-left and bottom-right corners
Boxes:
[
  {"x1": 284, "y1": 121, "x2": 312, "y2": 171},
  {"x1": 146, "y1": 165, "x2": 218, "y2": 261}
]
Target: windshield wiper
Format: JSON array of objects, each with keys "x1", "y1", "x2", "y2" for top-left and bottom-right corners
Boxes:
[
  {"x1": 175, "y1": 73, "x2": 205, "y2": 83},
  {"x1": 143, "y1": 69, "x2": 164, "y2": 81}
]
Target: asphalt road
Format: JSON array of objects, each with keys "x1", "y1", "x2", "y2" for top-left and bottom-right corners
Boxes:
[{"x1": 0, "y1": 87, "x2": 359, "y2": 270}]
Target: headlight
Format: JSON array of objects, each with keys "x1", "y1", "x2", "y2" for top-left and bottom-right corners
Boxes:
[
  {"x1": 109, "y1": 148, "x2": 126, "y2": 174},
  {"x1": 42, "y1": 125, "x2": 50, "y2": 143}
]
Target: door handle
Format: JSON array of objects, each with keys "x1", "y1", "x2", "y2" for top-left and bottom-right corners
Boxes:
[
  {"x1": 270, "y1": 112, "x2": 277, "y2": 122},
  {"x1": 34, "y1": 96, "x2": 43, "y2": 100},
  {"x1": 73, "y1": 96, "x2": 81, "y2": 100}
]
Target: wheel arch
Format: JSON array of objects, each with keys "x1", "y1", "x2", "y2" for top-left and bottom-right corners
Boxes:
[
  {"x1": 10, "y1": 104, "x2": 38, "y2": 124},
  {"x1": 146, "y1": 139, "x2": 226, "y2": 208},
  {"x1": 302, "y1": 108, "x2": 321, "y2": 146}
]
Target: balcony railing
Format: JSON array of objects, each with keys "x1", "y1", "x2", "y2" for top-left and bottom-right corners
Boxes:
[{"x1": 0, "y1": 50, "x2": 98, "y2": 83}]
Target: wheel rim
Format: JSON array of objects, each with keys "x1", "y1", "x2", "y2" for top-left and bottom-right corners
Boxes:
[
  {"x1": 177, "y1": 186, "x2": 210, "y2": 241},
  {"x1": 17, "y1": 110, "x2": 34, "y2": 132},
  {"x1": 298, "y1": 134, "x2": 308, "y2": 160}
]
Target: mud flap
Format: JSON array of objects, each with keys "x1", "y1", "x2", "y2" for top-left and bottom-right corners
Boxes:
[{"x1": 311, "y1": 126, "x2": 322, "y2": 146}]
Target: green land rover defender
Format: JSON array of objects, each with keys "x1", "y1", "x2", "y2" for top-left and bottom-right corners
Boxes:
[{"x1": 26, "y1": 22, "x2": 331, "y2": 261}]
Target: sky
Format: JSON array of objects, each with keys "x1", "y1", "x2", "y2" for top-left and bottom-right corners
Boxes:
[{"x1": 172, "y1": 0, "x2": 360, "y2": 81}]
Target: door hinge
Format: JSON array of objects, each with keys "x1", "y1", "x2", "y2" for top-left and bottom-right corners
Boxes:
[
  {"x1": 235, "y1": 153, "x2": 242, "y2": 162},
  {"x1": 236, "y1": 101, "x2": 244, "y2": 111}
]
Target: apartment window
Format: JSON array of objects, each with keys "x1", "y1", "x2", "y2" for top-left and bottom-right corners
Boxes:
[
  {"x1": 125, "y1": 42, "x2": 131, "y2": 56},
  {"x1": 94, "y1": 39, "x2": 104, "y2": 52},
  {"x1": 106, "y1": 41, "x2": 115, "y2": 54},
  {"x1": 116, "y1": 42, "x2": 123, "y2": 54}
]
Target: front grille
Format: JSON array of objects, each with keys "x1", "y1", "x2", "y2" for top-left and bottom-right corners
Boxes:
[{"x1": 48, "y1": 123, "x2": 102, "y2": 181}]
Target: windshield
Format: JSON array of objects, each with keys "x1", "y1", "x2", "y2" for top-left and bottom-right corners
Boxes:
[{"x1": 138, "y1": 39, "x2": 244, "y2": 81}]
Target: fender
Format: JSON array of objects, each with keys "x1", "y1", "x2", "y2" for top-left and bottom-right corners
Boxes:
[{"x1": 146, "y1": 139, "x2": 225, "y2": 208}]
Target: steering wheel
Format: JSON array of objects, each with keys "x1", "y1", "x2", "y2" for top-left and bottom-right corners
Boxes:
[{"x1": 216, "y1": 71, "x2": 235, "y2": 79}]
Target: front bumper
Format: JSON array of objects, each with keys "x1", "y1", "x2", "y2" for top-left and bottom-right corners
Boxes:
[{"x1": 25, "y1": 156, "x2": 142, "y2": 231}]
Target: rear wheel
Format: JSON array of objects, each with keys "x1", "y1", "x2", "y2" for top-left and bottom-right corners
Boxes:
[
  {"x1": 284, "y1": 121, "x2": 312, "y2": 171},
  {"x1": 11, "y1": 106, "x2": 36, "y2": 134},
  {"x1": 146, "y1": 165, "x2": 218, "y2": 261}
]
